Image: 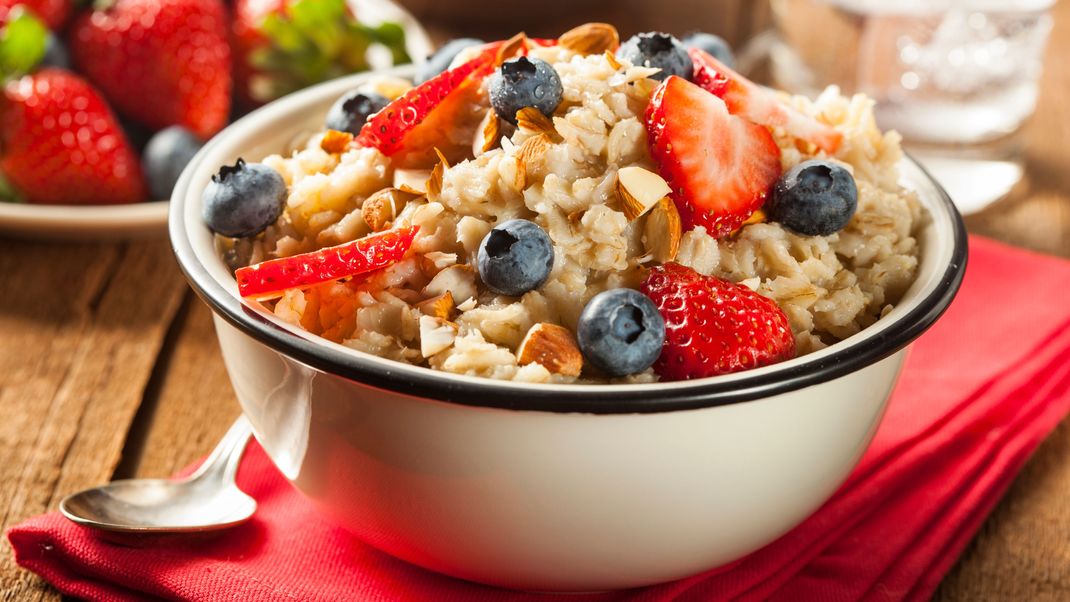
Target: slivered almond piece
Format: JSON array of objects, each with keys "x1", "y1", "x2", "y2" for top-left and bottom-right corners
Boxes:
[
  {"x1": 517, "y1": 133, "x2": 549, "y2": 169},
  {"x1": 393, "y1": 169, "x2": 431, "y2": 194},
  {"x1": 558, "y1": 23, "x2": 619, "y2": 55},
  {"x1": 517, "y1": 323, "x2": 583, "y2": 377},
  {"x1": 604, "y1": 50, "x2": 623, "y2": 70},
  {"x1": 361, "y1": 189, "x2": 396, "y2": 231},
  {"x1": 473, "y1": 109, "x2": 502, "y2": 157},
  {"x1": 643, "y1": 197, "x2": 682, "y2": 262},
  {"x1": 416, "y1": 291, "x2": 455, "y2": 319},
  {"x1": 320, "y1": 130, "x2": 353, "y2": 154},
  {"x1": 496, "y1": 32, "x2": 528, "y2": 65},
  {"x1": 426, "y1": 149, "x2": 449, "y2": 201},
  {"x1": 617, "y1": 166, "x2": 671, "y2": 221},
  {"x1": 419, "y1": 315, "x2": 458, "y2": 357},
  {"x1": 515, "y1": 107, "x2": 562, "y2": 143}
]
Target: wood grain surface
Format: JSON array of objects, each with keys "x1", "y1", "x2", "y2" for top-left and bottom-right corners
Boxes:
[{"x1": 2, "y1": 1, "x2": 1069, "y2": 600}]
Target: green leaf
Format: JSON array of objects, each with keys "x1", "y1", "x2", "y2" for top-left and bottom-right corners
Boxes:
[{"x1": 0, "y1": 8, "x2": 48, "y2": 80}]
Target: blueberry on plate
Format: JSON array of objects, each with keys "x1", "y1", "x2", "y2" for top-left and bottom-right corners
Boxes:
[
  {"x1": 143, "y1": 126, "x2": 203, "y2": 200},
  {"x1": 325, "y1": 90, "x2": 389, "y2": 135},
  {"x1": 766, "y1": 159, "x2": 858, "y2": 236},
  {"x1": 414, "y1": 38, "x2": 485, "y2": 85},
  {"x1": 202, "y1": 159, "x2": 287, "y2": 238},
  {"x1": 577, "y1": 288, "x2": 665, "y2": 377},
  {"x1": 488, "y1": 56, "x2": 564, "y2": 125},
  {"x1": 682, "y1": 32, "x2": 735, "y2": 69},
  {"x1": 477, "y1": 219, "x2": 554, "y2": 296},
  {"x1": 616, "y1": 32, "x2": 693, "y2": 82}
]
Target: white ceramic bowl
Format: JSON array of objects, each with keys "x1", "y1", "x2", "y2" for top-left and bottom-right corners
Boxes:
[{"x1": 170, "y1": 65, "x2": 967, "y2": 592}]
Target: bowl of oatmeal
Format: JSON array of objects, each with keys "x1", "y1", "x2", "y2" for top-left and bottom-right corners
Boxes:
[{"x1": 170, "y1": 25, "x2": 966, "y2": 591}]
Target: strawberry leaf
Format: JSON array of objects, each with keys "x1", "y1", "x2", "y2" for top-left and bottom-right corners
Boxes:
[{"x1": 0, "y1": 8, "x2": 47, "y2": 80}]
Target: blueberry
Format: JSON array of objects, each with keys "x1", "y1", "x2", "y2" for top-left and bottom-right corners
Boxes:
[
  {"x1": 682, "y1": 32, "x2": 735, "y2": 69},
  {"x1": 577, "y1": 289, "x2": 665, "y2": 377},
  {"x1": 143, "y1": 126, "x2": 203, "y2": 200},
  {"x1": 616, "y1": 32, "x2": 693, "y2": 82},
  {"x1": 40, "y1": 35, "x2": 70, "y2": 70},
  {"x1": 202, "y1": 159, "x2": 287, "y2": 238},
  {"x1": 488, "y1": 57, "x2": 563, "y2": 125},
  {"x1": 477, "y1": 219, "x2": 554, "y2": 296},
  {"x1": 324, "y1": 90, "x2": 389, "y2": 135},
  {"x1": 766, "y1": 159, "x2": 858, "y2": 236},
  {"x1": 414, "y1": 38, "x2": 484, "y2": 85}
]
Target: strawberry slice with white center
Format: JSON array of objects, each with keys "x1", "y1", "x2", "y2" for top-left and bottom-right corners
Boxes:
[
  {"x1": 358, "y1": 40, "x2": 512, "y2": 167},
  {"x1": 690, "y1": 48, "x2": 843, "y2": 155},
  {"x1": 236, "y1": 226, "x2": 419, "y2": 300},
  {"x1": 645, "y1": 75, "x2": 782, "y2": 237}
]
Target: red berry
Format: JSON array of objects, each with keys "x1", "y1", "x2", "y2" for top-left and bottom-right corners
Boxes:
[
  {"x1": 690, "y1": 48, "x2": 843, "y2": 155},
  {"x1": 357, "y1": 42, "x2": 501, "y2": 167},
  {"x1": 236, "y1": 226, "x2": 419, "y2": 300},
  {"x1": 645, "y1": 75, "x2": 782, "y2": 237},
  {"x1": 0, "y1": 69, "x2": 145, "y2": 205},
  {"x1": 0, "y1": 0, "x2": 70, "y2": 30},
  {"x1": 641, "y1": 263, "x2": 795, "y2": 380},
  {"x1": 68, "y1": 0, "x2": 231, "y2": 138}
]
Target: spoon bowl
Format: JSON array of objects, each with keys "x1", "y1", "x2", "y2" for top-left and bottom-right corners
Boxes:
[{"x1": 60, "y1": 417, "x2": 256, "y2": 533}]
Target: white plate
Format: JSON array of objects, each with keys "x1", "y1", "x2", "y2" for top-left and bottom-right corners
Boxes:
[
  {"x1": 0, "y1": 0, "x2": 432, "y2": 241},
  {"x1": 0, "y1": 201, "x2": 172, "y2": 240}
]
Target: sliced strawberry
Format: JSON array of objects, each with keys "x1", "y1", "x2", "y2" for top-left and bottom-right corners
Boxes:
[
  {"x1": 642, "y1": 263, "x2": 795, "y2": 380},
  {"x1": 357, "y1": 43, "x2": 502, "y2": 167},
  {"x1": 690, "y1": 48, "x2": 843, "y2": 154},
  {"x1": 236, "y1": 226, "x2": 418, "y2": 300},
  {"x1": 645, "y1": 75, "x2": 782, "y2": 237}
]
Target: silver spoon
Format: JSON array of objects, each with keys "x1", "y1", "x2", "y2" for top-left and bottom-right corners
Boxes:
[{"x1": 60, "y1": 416, "x2": 256, "y2": 533}]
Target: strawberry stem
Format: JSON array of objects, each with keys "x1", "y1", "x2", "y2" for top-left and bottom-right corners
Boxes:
[{"x1": 0, "y1": 8, "x2": 48, "y2": 82}]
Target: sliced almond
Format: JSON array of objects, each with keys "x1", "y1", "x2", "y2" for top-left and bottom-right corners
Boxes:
[
  {"x1": 516, "y1": 323, "x2": 583, "y2": 377},
  {"x1": 361, "y1": 189, "x2": 396, "y2": 231},
  {"x1": 419, "y1": 315, "x2": 458, "y2": 358},
  {"x1": 617, "y1": 166, "x2": 671, "y2": 221},
  {"x1": 515, "y1": 107, "x2": 562, "y2": 143},
  {"x1": 473, "y1": 109, "x2": 502, "y2": 157},
  {"x1": 604, "y1": 49, "x2": 623, "y2": 70},
  {"x1": 393, "y1": 169, "x2": 431, "y2": 194},
  {"x1": 320, "y1": 129, "x2": 354, "y2": 154},
  {"x1": 496, "y1": 32, "x2": 528, "y2": 66},
  {"x1": 426, "y1": 149, "x2": 449, "y2": 201},
  {"x1": 420, "y1": 251, "x2": 458, "y2": 275},
  {"x1": 558, "y1": 22, "x2": 620, "y2": 56},
  {"x1": 517, "y1": 133, "x2": 549, "y2": 172},
  {"x1": 643, "y1": 197, "x2": 682, "y2": 262},
  {"x1": 422, "y1": 264, "x2": 478, "y2": 304},
  {"x1": 416, "y1": 291, "x2": 455, "y2": 320}
]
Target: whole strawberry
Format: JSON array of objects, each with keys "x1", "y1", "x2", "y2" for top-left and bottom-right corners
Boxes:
[
  {"x1": 232, "y1": 0, "x2": 409, "y2": 110},
  {"x1": 641, "y1": 263, "x2": 795, "y2": 380},
  {"x1": 0, "y1": 0, "x2": 70, "y2": 30},
  {"x1": 68, "y1": 0, "x2": 230, "y2": 138},
  {"x1": 0, "y1": 69, "x2": 145, "y2": 204}
]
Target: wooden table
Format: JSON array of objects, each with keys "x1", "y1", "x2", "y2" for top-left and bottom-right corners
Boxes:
[{"x1": 2, "y1": 1, "x2": 1069, "y2": 599}]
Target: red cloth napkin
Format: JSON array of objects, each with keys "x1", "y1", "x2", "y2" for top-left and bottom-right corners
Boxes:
[{"x1": 11, "y1": 236, "x2": 1070, "y2": 602}]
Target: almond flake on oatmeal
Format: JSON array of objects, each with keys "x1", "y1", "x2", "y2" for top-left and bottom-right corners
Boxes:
[
  {"x1": 419, "y1": 315, "x2": 458, "y2": 357},
  {"x1": 496, "y1": 32, "x2": 528, "y2": 66},
  {"x1": 604, "y1": 50, "x2": 623, "y2": 70},
  {"x1": 473, "y1": 109, "x2": 502, "y2": 157},
  {"x1": 456, "y1": 297, "x2": 478, "y2": 311},
  {"x1": 515, "y1": 107, "x2": 563, "y2": 143},
  {"x1": 361, "y1": 188, "x2": 398, "y2": 231},
  {"x1": 427, "y1": 149, "x2": 449, "y2": 201},
  {"x1": 320, "y1": 130, "x2": 353, "y2": 154},
  {"x1": 420, "y1": 251, "x2": 458, "y2": 275},
  {"x1": 517, "y1": 323, "x2": 583, "y2": 377},
  {"x1": 558, "y1": 22, "x2": 619, "y2": 55},
  {"x1": 643, "y1": 197, "x2": 682, "y2": 262},
  {"x1": 517, "y1": 133, "x2": 549, "y2": 170},
  {"x1": 416, "y1": 291, "x2": 456, "y2": 320},
  {"x1": 422, "y1": 264, "x2": 478, "y2": 303},
  {"x1": 617, "y1": 166, "x2": 671, "y2": 221},
  {"x1": 394, "y1": 169, "x2": 431, "y2": 194}
]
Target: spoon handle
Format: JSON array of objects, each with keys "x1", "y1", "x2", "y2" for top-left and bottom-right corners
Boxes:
[{"x1": 189, "y1": 415, "x2": 254, "y2": 483}]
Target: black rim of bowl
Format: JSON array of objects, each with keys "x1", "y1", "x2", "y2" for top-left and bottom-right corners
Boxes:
[{"x1": 172, "y1": 128, "x2": 968, "y2": 415}]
